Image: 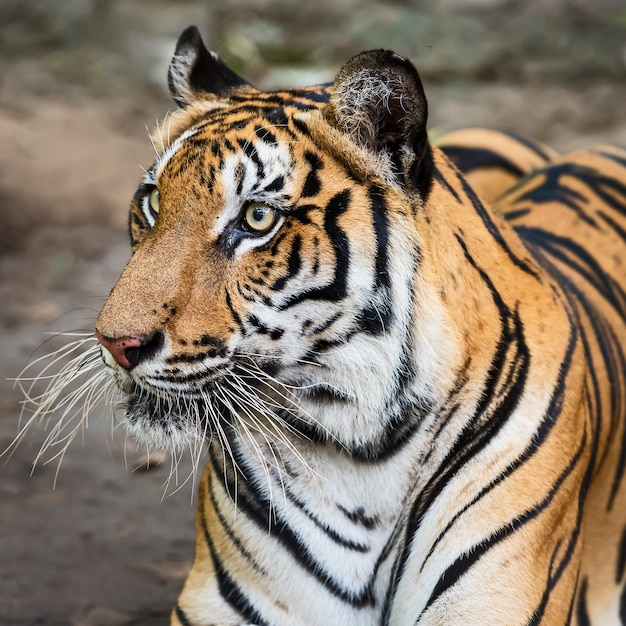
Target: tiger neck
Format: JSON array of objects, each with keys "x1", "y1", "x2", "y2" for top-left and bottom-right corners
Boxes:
[{"x1": 203, "y1": 425, "x2": 423, "y2": 614}]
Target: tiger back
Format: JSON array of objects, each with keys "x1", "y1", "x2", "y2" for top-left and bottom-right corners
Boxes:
[
  {"x1": 83, "y1": 26, "x2": 626, "y2": 625},
  {"x1": 436, "y1": 127, "x2": 559, "y2": 204}
]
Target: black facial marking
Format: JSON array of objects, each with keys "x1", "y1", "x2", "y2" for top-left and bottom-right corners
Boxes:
[
  {"x1": 247, "y1": 314, "x2": 284, "y2": 340},
  {"x1": 301, "y1": 151, "x2": 323, "y2": 198},
  {"x1": 271, "y1": 235, "x2": 302, "y2": 291}
]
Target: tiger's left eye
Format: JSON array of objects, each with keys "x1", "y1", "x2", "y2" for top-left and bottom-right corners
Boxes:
[
  {"x1": 243, "y1": 202, "x2": 278, "y2": 233},
  {"x1": 149, "y1": 187, "x2": 160, "y2": 213}
]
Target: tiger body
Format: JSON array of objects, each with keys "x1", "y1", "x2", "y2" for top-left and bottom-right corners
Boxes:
[{"x1": 91, "y1": 27, "x2": 626, "y2": 626}]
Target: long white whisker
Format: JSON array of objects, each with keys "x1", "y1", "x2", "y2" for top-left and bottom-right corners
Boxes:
[
  {"x1": 233, "y1": 361, "x2": 345, "y2": 449},
  {"x1": 214, "y1": 385, "x2": 279, "y2": 528},
  {"x1": 222, "y1": 373, "x2": 324, "y2": 489},
  {"x1": 5, "y1": 338, "x2": 103, "y2": 458},
  {"x1": 233, "y1": 350, "x2": 322, "y2": 368}
]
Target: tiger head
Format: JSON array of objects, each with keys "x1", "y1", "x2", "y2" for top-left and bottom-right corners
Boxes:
[{"x1": 95, "y1": 26, "x2": 453, "y2": 457}]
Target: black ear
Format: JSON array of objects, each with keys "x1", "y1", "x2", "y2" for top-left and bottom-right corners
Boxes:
[
  {"x1": 326, "y1": 50, "x2": 432, "y2": 196},
  {"x1": 167, "y1": 26, "x2": 252, "y2": 108}
]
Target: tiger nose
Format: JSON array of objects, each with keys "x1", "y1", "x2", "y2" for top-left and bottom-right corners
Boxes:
[{"x1": 95, "y1": 330, "x2": 164, "y2": 370}]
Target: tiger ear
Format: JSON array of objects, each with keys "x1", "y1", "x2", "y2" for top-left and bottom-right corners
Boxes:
[
  {"x1": 326, "y1": 50, "x2": 432, "y2": 194},
  {"x1": 167, "y1": 25, "x2": 252, "y2": 108}
]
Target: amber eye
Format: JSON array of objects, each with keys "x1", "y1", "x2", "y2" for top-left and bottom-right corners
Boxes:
[
  {"x1": 243, "y1": 202, "x2": 278, "y2": 233},
  {"x1": 149, "y1": 187, "x2": 160, "y2": 213}
]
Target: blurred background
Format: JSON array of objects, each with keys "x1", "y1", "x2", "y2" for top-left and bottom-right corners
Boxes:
[{"x1": 0, "y1": 1, "x2": 625, "y2": 624}]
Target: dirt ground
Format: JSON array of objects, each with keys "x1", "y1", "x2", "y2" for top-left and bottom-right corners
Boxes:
[{"x1": 1, "y1": 2, "x2": 625, "y2": 625}]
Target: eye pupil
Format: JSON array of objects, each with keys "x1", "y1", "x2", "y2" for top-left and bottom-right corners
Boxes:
[{"x1": 252, "y1": 206, "x2": 268, "y2": 222}]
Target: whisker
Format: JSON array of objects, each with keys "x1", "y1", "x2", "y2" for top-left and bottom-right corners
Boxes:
[
  {"x1": 146, "y1": 123, "x2": 161, "y2": 158},
  {"x1": 233, "y1": 361, "x2": 345, "y2": 449},
  {"x1": 214, "y1": 386, "x2": 280, "y2": 528},
  {"x1": 222, "y1": 374, "x2": 324, "y2": 488},
  {"x1": 5, "y1": 338, "x2": 103, "y2": 458},
  {"x1": 233, "y1": 350, "x2": 322, "y2": 369}
]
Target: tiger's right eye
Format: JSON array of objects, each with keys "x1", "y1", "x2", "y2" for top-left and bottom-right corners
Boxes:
[{"x1": 149, "y1": 187, "x2": 160, "y2": 213}]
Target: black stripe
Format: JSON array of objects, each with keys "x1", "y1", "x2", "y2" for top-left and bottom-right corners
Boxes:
[
  {"x1": 307, "y1": 311, "x2": 342, "y2": 335},
  {"x1": 234, "y1": 162, "x2": 246, "y2": 196},
  {"x1": 617, "y1": 526, "x2": 626, "y2": 584},
  {"x1": 595, "y1": 147, "x2": 626, "y2": 169},
  {"x1": 289, "y1": 86, "x2": 332, "y2": 103},
  {"x1": 527, "y1": 539, "x2": 571, "y2": 626},
  {"x1": 292, "y1": 116, "x2": 312, "y2": 138},
  {"x1": 598, "y1": 210, "x2": 626, "y2": 244},
  {"x1": 503, "y1": 207, "x2": 531, "y2": 222},
  {"x1": 237, "y1": 138, "x2": 265, "y2": 180},
  {"x1": 237, "y1": 281, "x2": 256, "y2": 303},
  {"x1": 279, "y1": 480, "x2": 371, "y2": 553},
  {"x1": 440, "y1": 145, "x2": 525, "y2": 178},
  {"x1": 575, "y1": 577, "x2": 592, "y2": 626},
  {"x1": 264, "y1": 106, "x2": 290, "y2": 128},
  {"x1": 517, "y1": 227, "x2": 626, "y2": 322},
  {"x1": 197, "y1": 484, "x2": 270, "y2": 625},
  {"x1": 225, "y1": 288, "x2": 246, "y2": 335},
  {"x1": 208, "y1": 443, "x2": 376, "y2": 607},
  {"x1": 263, "y1": 175, "x2": 284, "y2": 193},
  {"x1": 433, "y1": 166, "x2": 461, "y2": 202},
  {"x1": 455, "y1": 168, "x2": 540, "y2": 277},
  {"x1": 369, "y1": 187, "x2": 392, "y2": 291},
  {"x1": 393, "y1": 236, "x2": 532, "y2": 607},
  {"x1": 270, "y1": 234, "x2": 302, "y2": 291},
  {"x1": 512, "y1": 250, "x2": 609, "y2": 620},
  {"x1": 206, "y1": 472, "x2": 267, "y2": 574},
  {"x1": 540, "y1": 259, "x2": 626, "y2": 511},
  {"x1": 421, "y1": 292, "x2": 578, "y2": 574},
  {"x1": 350, "y1": 408, "x2": 425, "y2": 463},
  {"x1": 278, "y1": 190, "x2": 351, "y2": 309},
  {"x1": 355, "y1": 303, "x2": 392, "y2": 335},
  {"x1": 435, "y1": 164, "x2": 538, "y2": 278},
  {"x1": 564, "y1": 569, "x2": 580, "y2": 626},
  {"x1": 175, "y1": 604, "x2": 193, "y2": 626},
  {"x1": 246, "y1": 313, "x2": 284, "y2": 340},
  {"x1": 514, "y1": 164, "x2": 603, "y2": 228},
  {"x1": 528, "y1": 413, "x2": 591, "y2": 624},
  {"x1": 500, "y1": 130, "x2": 554, "y2": 162},
  {"x1": 302, "y1": 151, "x2": 322, "y2": 197},
  {"x1": 337, "y1": 505, "x2": 380, "y2": 530},
  {"x1": 423, "y1": 429, "x2": 586, "y2": 620},
  {"x1": 254, "y1": 125, "x2": 277, "y2": 145}
]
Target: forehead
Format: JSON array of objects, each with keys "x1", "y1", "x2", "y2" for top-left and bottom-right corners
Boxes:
[{"x1": 153, "y1": 85, "x2": 331, "y2": 174}]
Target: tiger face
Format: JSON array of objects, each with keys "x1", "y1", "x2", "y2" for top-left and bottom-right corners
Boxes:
[{"x1": 95, "y1": 28, "x2": 441, "y2": 456}]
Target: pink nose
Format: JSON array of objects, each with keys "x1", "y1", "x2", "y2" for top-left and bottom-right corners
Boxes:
[{"x1": 95, "y1": 330, "x2": 142, "y2": 370}]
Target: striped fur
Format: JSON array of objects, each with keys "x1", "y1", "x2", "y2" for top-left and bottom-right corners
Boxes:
[
  {"x1": 437, "y1": 127, "x2": 559, "y2": 204},
  {"x1": 92, "y1": 27, "x2": 626, "y2": 625}
]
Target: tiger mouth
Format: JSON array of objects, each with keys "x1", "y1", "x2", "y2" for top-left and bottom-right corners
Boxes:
[
  {"x1": 125, "y1": 387, "x2": 222, "y2": 431},
  {"x1": 116, "y1": 363, "x2": 298, "y2": 443}
]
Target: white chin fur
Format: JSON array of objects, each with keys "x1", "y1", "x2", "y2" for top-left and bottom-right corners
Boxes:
[{"x1": 121, "y1": 407, "x2": 207, "y2": 452}]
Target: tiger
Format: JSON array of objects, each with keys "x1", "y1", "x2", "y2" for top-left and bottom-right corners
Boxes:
[
  {"x1": 436, "y1": 127, "x2": 559, "y2": 204},
  {"x1": 24, "y1": 24, "x2": 626, "y2": 626}
]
